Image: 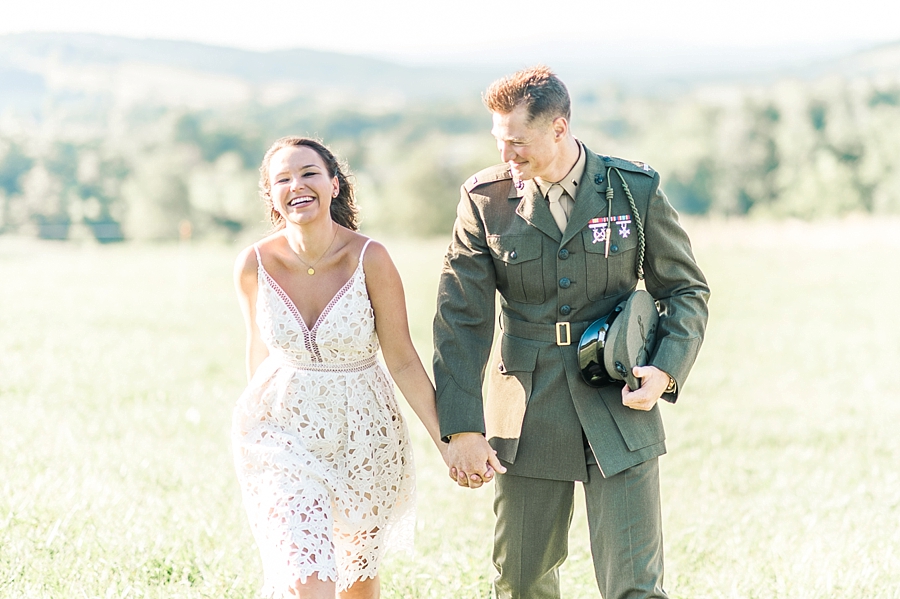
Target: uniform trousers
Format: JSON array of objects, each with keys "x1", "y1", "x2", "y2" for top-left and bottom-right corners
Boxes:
[{"x1": 492, "y1": 457, "x2": 668, "y2": 599}]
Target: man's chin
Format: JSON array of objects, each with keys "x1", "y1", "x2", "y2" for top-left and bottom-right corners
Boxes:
[{"x1": 509, "y1": 165, "x2": 533, "y2": 181}]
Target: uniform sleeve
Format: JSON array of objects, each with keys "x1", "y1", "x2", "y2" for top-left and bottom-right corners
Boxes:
[
  {"x1": 642, "y1": 175, "x2": 711, "y2": 402},
  {"x1": 432, "y1": 185, "x2": 498, "y2": 440}
]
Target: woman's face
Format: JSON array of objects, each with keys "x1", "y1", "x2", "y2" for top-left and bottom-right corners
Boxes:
[{"x1": 267, "y1": 145, "x2": 339, "y2": 227}]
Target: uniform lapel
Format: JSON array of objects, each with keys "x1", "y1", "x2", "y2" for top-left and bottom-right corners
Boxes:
[
  {"x1": 515, "y1": 178, "x2": 562, "y2": 242},
  {"x1": 561, "y1": 149, "x2": 608, "y2": 247}
]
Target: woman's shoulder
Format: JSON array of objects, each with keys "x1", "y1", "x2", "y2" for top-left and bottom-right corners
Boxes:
[
  {"x1": 331, "y1": 229, "x2": 380, "y2": 262},
  {"x1": 234, "y1": 245, "x2": 257, "y2": 273},
  {"x1": 352, "y1": 237, "x2": 398, "y2": 286},
  {"x1": 346, "y1": 232, "x2": 389, "y2": 266},
  {"x1": 235, "y1": 233, "x2": 283, "y2": 278}
]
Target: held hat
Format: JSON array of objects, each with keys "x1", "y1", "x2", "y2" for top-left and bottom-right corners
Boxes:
[{"x1": 577, "y1": 289, "x2": 659, "y2": 390}]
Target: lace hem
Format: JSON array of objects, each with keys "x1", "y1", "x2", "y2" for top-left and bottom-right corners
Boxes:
[{"x1": 259, "y1": 559, "x2": 389, "y2": 597}]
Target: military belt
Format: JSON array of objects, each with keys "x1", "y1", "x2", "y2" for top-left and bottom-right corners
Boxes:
[{"x1": 500, "y1": 313, "x2": 592, "y2": 347}]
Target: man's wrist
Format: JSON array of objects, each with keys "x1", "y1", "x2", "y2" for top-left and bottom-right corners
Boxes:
[
  {"x1": 664, "y1": 374, "x2": 677, "y2": 394},
  {"x1": 449, "y1": 432, "x2": 483, "y2": 441}
]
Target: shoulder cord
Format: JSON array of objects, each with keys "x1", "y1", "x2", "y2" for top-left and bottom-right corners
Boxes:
[{"x1": 605, "y1": 166, "x2": 646, "y2": 280}]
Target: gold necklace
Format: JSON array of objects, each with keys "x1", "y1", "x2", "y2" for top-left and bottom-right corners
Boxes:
[{"x1": 293, "y1": 226, "x2": 338, "y2": 275}]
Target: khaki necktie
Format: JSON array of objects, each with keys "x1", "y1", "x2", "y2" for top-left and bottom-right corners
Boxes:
[{"x1": 547, "y1": 184, "x2": 568, "y2": 233}]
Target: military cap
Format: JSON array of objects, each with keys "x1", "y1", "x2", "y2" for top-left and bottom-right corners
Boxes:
[{"x1": 577, "y1": 290, "x2": 659, "y2": 391}]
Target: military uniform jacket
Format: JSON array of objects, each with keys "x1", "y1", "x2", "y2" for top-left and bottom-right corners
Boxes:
[{"x1": 433, "y1": 146, "x2": 710, "y2": 481}]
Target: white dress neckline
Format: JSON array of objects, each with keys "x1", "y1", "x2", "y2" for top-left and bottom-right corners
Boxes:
[{"x1": 253, "y1": 239, "x2": 373, "y2": 332}]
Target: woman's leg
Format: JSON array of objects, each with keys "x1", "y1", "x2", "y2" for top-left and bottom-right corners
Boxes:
[
  {"x1": 339, "y1": 574, "x2": 380, "y2": 599},
  {"x1": 288, "y1": 575, "x2": 336, "y2": 599}
]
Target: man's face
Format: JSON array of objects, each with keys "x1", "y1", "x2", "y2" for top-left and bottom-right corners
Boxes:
[{"x1": 491, "y1": 104, "x2": 562, "y2": 181}]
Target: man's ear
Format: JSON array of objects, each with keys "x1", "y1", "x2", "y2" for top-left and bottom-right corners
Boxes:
[{"x1": 552, "y1": 116, "x2": 569, "y2": 141}]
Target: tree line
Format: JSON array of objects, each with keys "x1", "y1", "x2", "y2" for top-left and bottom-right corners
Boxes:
[{"x1": 1, "y1": 73, "x2": 899, "y2": 242}]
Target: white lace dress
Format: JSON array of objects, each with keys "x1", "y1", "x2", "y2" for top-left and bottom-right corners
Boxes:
[{"x1": 233, "y1": 240, "x2": 415, "y2": 596}]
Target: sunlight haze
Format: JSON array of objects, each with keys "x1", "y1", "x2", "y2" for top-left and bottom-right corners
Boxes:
[{"x1": 2, "y1": 0, "x2": 898, "y2": 63}]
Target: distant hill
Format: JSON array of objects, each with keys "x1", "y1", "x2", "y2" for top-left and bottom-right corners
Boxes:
[
  {"x1": 0, "y1": 32, "x2": 495, "y2": 112},
  {"x1": 827, "y1": 40, "x2": 900, "y2": 78},
  {"x1": 550, "y1": 38, "x2": 900, "y2": 94},
  {"x1": 2, "y1": 32, "x2": 899, "y2": 115}
]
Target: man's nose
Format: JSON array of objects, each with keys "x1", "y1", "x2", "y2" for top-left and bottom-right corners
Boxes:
[{"x1": 498, "y1": 142, "x2": 515, "y2": 163}]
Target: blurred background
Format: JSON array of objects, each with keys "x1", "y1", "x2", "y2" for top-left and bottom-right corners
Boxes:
[
  {"x1": 3, "y1": 3, "x2": 900, "y2": 598},
  {"x1": 2, "y1": 0, "x2": 900, "y2": 241}
]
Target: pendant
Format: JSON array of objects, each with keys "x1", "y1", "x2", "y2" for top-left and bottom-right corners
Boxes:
[{"x1": 307, "y1": 267, "x2": 315, "y2": 275}]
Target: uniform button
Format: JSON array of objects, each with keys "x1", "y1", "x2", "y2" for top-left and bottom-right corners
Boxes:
[
  {"x1": 610, "y1": 245, "x2": 619, "y2": 253},
  {"x1": 558, "y1": 249, "x2": 569, "y2": 259},
  {"x1": 510, "y1": 250, "x2": 517, "y2": 259},
  {"x1": 559, "y1": 277, "x2": 571, "y2": 289},
  {"x1": 559, "y1": 305, "x2": 571, "y2": 315},
  {"x1": 602, "y1": 156, "x2": 612, "y2": 162}
]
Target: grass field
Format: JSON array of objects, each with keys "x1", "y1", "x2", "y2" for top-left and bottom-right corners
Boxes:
[{"x1": 1, "y1": 218, "x2": 899, "y2": 598}]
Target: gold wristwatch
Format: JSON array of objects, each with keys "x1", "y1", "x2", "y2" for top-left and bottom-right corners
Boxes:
[{"x1": 665, "y1": 376, "x2": 677, "y2": 394}]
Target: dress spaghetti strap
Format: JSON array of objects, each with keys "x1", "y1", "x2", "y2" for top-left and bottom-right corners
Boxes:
[{"x1": 358, "y1": 239, "x2": 374, "y2": 268}]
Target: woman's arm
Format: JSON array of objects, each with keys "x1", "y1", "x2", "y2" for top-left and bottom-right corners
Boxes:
[
  {"x1": 234, "y1": 246, "x2": 269, "y2": 382},
  {"x1": 363, "y1": 241, "x2": 448, "y2": 464}
]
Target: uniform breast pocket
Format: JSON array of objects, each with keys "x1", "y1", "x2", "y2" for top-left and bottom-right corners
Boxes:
[
  {"x1": 581, "y1": 228, "x2": 638, "y2": 301},
  {"x1": 487, "y1": 234, "x2": 545, "y2": 304}
]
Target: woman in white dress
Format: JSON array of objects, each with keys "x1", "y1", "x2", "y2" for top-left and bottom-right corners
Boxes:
[{"x1": 233, "y1": 136, "x2": 448, "y2": 599}]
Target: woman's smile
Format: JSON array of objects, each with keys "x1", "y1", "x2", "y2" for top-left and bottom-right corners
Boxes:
[{"x1": 288, "y1": 195, "x2": 315, "y2": 208}]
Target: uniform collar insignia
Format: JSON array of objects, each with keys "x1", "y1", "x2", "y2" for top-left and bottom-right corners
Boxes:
[{"x1": 508, "y1": 177, "x2": 526, "y2": 199}]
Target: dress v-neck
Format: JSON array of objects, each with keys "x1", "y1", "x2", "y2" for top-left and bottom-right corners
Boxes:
[{"x1": 254, "y1": 240, "x2": 370, "y2": 332}]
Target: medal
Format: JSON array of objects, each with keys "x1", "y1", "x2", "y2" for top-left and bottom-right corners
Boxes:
[
  {"x1": 588, "y1": 218, "x2": 609, "y2": 245},
  {"x1": 587, "y1": 216, "x2": 632, "y2": 257}
]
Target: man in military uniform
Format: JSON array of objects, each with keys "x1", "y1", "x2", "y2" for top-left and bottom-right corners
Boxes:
[{"x1": 433, "y1": 66, "x2": 710, "y2": 598}]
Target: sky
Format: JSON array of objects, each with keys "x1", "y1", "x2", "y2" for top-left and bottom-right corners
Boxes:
[{"x1": 2, "y1": 0, "x2": 899, "y2": 65}]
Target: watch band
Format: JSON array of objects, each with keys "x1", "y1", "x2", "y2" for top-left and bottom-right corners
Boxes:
[{"x1": 665, "y1": 376, "x2": 677, "y2": 394}]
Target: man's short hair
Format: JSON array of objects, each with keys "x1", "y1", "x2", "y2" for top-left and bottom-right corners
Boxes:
[{"x1": 483, "y1": 65, "x2": 571, "y2": 124}]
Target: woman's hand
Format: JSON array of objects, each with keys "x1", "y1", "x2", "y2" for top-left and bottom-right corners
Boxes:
[{"x1": 438, "y1": 440, "x2": 451, "y2": 468}]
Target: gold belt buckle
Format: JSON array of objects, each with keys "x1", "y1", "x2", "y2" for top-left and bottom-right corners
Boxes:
[{"x1": 555, "y1": 322, "x2": 571, "y2": 346}]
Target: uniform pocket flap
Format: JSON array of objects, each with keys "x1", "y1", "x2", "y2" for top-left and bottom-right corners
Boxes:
[
  {"x1": 598, "y1": 386, "x2": 666, "y2": 452},
  {"x1": 498, "y1": 334, "x2": 540, "y2": 373},
  {"x1": 487, "y1": 234, "x2": 541, "y2": 263}
]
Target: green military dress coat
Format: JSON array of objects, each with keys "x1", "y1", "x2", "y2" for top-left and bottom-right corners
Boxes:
[{"x1": 433, "y1": 146, "x2": 710, "y2": 482}]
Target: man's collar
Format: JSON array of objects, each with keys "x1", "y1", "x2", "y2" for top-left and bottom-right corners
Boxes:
[{"x1": 536, "y1": 140, "x2": 586, "y2": 199}]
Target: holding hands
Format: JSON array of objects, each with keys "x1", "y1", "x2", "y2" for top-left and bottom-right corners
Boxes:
[{"x1": 446, "y1": 432, "x2": 507, "y2": 489}]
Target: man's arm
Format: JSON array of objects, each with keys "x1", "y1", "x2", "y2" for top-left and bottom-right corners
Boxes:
[
  {"x1": 638, "y1": 175, "x2": 711, "y2": 404},
  {"x1": 433, "y1": 182, "x2": 507, "y2": 487}
]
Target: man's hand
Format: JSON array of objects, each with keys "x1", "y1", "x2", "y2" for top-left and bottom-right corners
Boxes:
[
  {"x1": 447, "y1": 432, "x2": 507, "y2": 489},
  {"x1": 622, "y1": 365, "x2": 670, "y2": 411}
]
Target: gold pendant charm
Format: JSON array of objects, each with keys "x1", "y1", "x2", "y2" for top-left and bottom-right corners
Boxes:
[{"x1": 307, "y1": 267, "x2": 315, "y2": 275}]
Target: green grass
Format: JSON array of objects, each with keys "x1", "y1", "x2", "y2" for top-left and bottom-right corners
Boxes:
[{"x1": 1, "y1": 219, "x2": 899, "y2": 598}]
